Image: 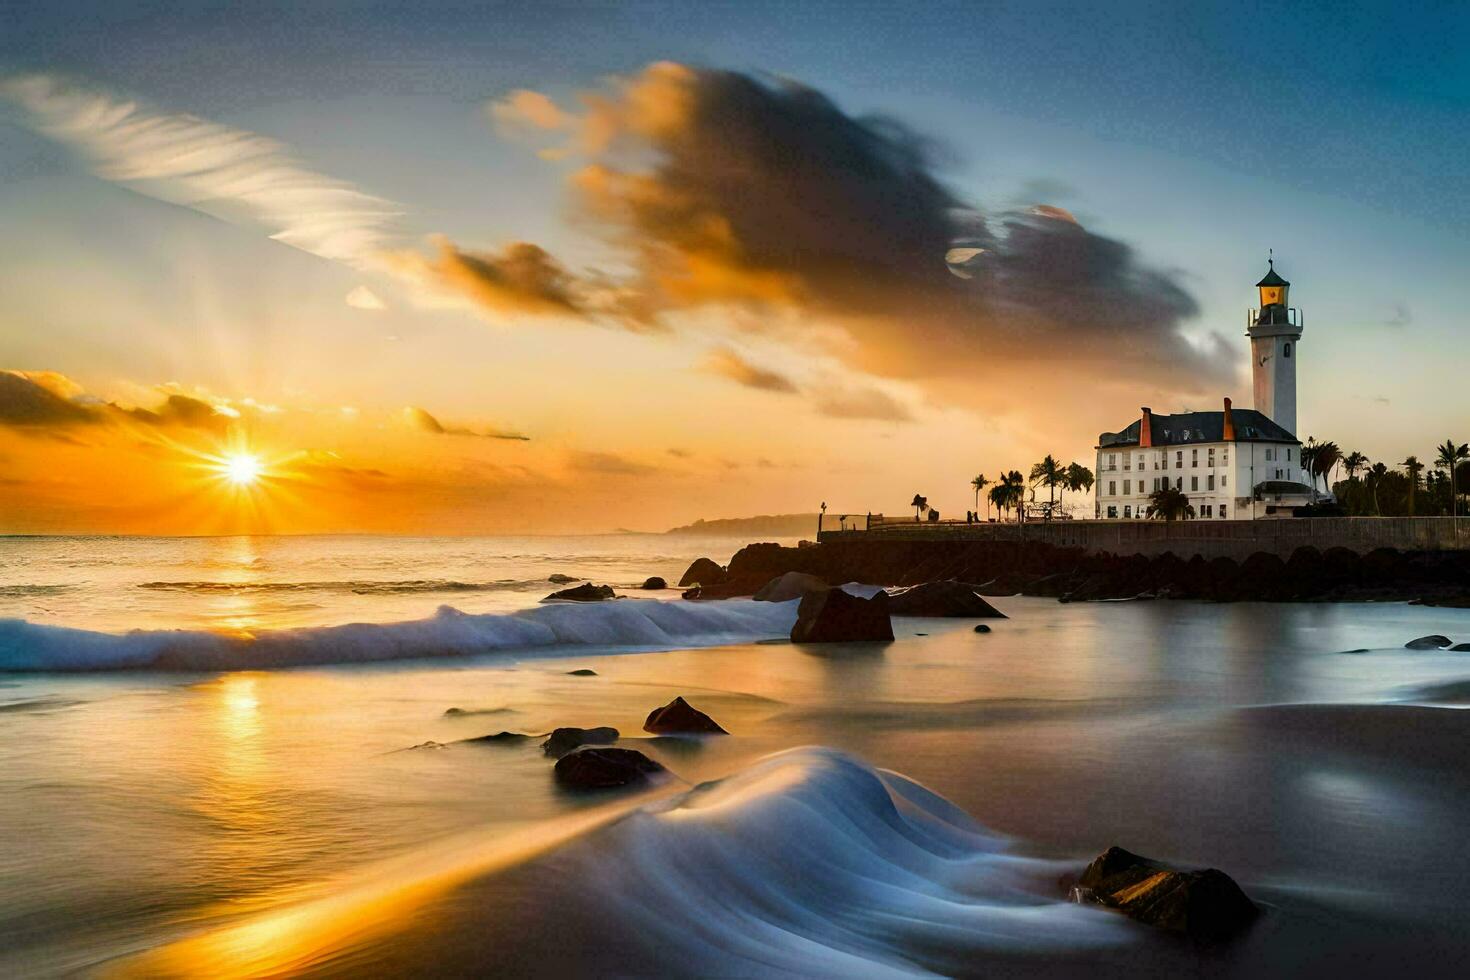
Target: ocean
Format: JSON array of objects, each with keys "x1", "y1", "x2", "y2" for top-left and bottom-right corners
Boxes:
[{"x1": 2, "y1": 534, "x2": 1469, "y2": 976}]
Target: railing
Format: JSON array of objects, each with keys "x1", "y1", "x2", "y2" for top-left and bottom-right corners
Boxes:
[{"x1": 1247, "y1": 307, "x2": 1303, "y2": 329}]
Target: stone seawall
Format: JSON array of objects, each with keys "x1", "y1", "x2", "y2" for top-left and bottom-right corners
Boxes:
[{"x1": 818, "y1": 517, "x2": 1470, "y2": 560}]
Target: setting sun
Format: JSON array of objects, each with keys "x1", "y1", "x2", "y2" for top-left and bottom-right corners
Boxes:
[{"x1": 222, "y1": 452, "x2": 263, "y2": 486}]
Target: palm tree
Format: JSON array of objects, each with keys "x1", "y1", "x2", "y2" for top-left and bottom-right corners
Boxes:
[
  {"x1": 1312, "y1": 441, "x2": 1342, "y2": 494},
  {"x1": 987, "y1": 482, "x2": 1009, "y2": 522},
  {"x1": 1301, "y1": 441, "x2": 1320, "y2": 491},
  {"x1": 910, "y1": 494, "x2": 929, "y2": 522},
  {"x1": 971, "y1": 474, "x2": 990, "y2": 520},
  {"x1": 1399, "y1": 455, "x2": 1422, "y2": 517},
  {"x1": 1343, "y1": 451, "x2": 1369, "y2": 483},
  {"x1": 1028, "y1": 454, "x2": 1064, "y2": 520},
  {"x1": 1436, "y1": 440, "x2": 1470, "y2": 516},
  {"x1": 1065, "y1": 462, "x2": 1094, "y2": 508},
  {"x1": 988, "y1": 471, "x2": 1025, "y2": 523},
  {"x1": 1146, "y1": 485, "x2": 1195, "y2": 521},
  {"x1": 1366, "y1": 462, "x2": 1388, "y2": 515}
]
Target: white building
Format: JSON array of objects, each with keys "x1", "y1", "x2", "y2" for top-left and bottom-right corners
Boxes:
[{"x1": 1094, "y1": 259, "x2": 1321, "y2": 520}]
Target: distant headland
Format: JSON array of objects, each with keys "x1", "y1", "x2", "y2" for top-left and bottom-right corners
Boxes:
[{"x1": 663, "y1": 514, "x2": 819, "y2": 537}]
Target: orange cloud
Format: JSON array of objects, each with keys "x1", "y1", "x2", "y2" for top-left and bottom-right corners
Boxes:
[{"x1": 700, "y1": 348, "x2": 798, "y2": 394}]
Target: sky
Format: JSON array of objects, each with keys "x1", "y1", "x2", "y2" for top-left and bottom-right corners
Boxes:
[{"x1": 1, "y1": 1, "x2": 1467, "y2": 534}]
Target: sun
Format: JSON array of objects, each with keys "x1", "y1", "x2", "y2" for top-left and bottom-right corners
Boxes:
[{"x1": 222, "y1": 452, "x2": 263, "y2": 486}]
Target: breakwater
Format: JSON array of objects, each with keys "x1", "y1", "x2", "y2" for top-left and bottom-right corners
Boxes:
[
  {"x1": 818, "y1": 516, "x2": 1469, "y2": 560},
  {"x1": 686, "y1": 536, "x2": 1470, "y2": 605}
]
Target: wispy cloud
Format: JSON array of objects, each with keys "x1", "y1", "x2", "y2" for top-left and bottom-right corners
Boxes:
[
  {"x1": 406, "y1": 406, "x2": 530, "y2": 441},
  {"x1": 2, "y1": 74, "x2": 403, "y2": 265},
  {"x1": 700, "y1": 348, "x2": 798, "y2": 393}
]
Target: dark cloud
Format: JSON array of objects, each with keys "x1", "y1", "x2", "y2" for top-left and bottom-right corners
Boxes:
[
  {"x1": 700, "y1": 348, "x2": 798, "y2": 393},
  {"x1": 494, "y1": 62, "x2": 1229, "y2": 401},
  {"x1": 0, "y1": 371, "x2": 229, "y2": 434},
  {"x1": 407, "y1": 406, "x2": 530, "y2": 441},
  {"x1": 0, "y1": 371, "x2": 97, "y2": 427},
  {"x1": 390, "y1": 237, "x2": 584, "y2": 317}
]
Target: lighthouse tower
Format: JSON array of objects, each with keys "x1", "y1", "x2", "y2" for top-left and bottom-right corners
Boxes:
[{"x1": 1246, "y1": 255, "x2": 1302, "y2": 436}]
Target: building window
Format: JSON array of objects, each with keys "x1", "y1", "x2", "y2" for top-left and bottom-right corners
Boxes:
[
  {"x1": 1191, "y1": 448, "x2": 1198, "y2": 467},
  {"x1": 1123, "y1": 479, "x2": 1130, "y2": 495},
  {"x1": 1208, "y1": 474, "x2": 1215, "y2": 490},
  {"x1": 1208, "y1": 447, "x2": 1215, "y2": 466},
  {"x1": 1223, "y1": 450, "x2": 1229, "y2": 466},
  {"x1": 1220, "y1": 505, "x2": 1228, "y2": 519},
  {"x1": 1106, "y1": 453, "x2": 1117, "y2": 471},
  {"x1": 1107, "y1": 506, "x2": 1117, "y2": 519},
  {"x1": 1265, "y1": 447, "x2": 1274, "y2": 462},
  {"x1": 1201, "y1": 504, "x2": 1212, "y2": 517},
  {"x1": 1284, "y1": 342, "x2": 1292, "y2": 358},
  {"x1": 1222, "y1": 475, "x2": 1228, "y2": 488},
  {"x1": 1191, "y1": 476, "x2": 1199, "y2": 491},
  {"x1": 1123, "y1": 505, "x2": 1132, "y2": 518},
  {"x1": 1176, "y1": 477, "x2": 1183, "y2": 490},
  {"x1": 1287, "y1": 448, "x2": 1292, "y2": 461},
  {"x1": 1108, "y1": 481, "x2": 1116, "y2": 495}
]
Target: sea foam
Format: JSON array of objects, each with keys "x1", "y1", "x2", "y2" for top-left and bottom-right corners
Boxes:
[{"x1": 0, "y1": 598, "x2": 799, "y2": 672}]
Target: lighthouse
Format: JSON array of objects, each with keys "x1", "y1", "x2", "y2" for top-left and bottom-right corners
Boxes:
[{"x1": 1246, "y1": 255, "x2": 1302, "y2": 436}]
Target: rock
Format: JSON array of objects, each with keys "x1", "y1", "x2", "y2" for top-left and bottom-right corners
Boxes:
[
  {"x1": 1405, "y1": 634, "x2": 1452, "y2": 650},
  {"x1": 753, "y1": 571, "x2": 829, "y2": 602},
  {"x1": 790, "y1": 588, "x2": 894, "y2": 644},
  {"x1": 406, "y1": 740, "x2": 446, "y2": 750},
  {"x1": 1453, "y1": 643, "x2": 1470, "y2": 652},
  {"x1": 554, "y1": 747, "x2": 666, "y2": 790},
  {"x1": 643, "y1": 696, "x2": 728, "y2": 735},
  {"x1": 566, "y1": 668, "x2": 598, "y2": 676},
  {"x1": 974, "y1": 624, "x2": 991, "y2": 633},
  {"x1": 887, "y1": 580, "x2": 1008, "y2": 618},
  {"x1": 544, "y1": 583, "x2": 617, "y2": 602},
  {"x1": 464, "y1": 731, "x2": 532, "y2": 745},
  {"x1": 640, "y1": 576, "x2": 668, "y2": 590},
  {"x1": 547, "y1": 573, "x2": 580, "y2": 584},
  {"x1": 677, "y1": 557, "x2": 727, "y2": 588},
  {"x1": 541, "y1": 726, "x2": 619, "y2": 757},
  {"x1": 1076, "y1": 846, "x2": 1258, "y2": 941}
]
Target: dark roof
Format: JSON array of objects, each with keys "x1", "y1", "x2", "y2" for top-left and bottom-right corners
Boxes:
[
  {"x1": 1098, "y1": 409, "x2": 1297, "y2": 448},
  {"x1": 1255, "y1": 261, "x2": 1289, "y2": 288}
]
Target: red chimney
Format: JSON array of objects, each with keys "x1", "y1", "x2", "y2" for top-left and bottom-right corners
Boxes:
[
  {"x1": 1139, "y1": 407, "x2": 1153, "y2": 448},
  {"x1": 1222, "y1": 397, "x2": 1236, "y2": 442}
]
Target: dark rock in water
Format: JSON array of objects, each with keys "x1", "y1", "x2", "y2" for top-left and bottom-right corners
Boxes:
[
  {"x1": 554, "y1": 747, "x2": 666, "y2": 790},
  {"x1": 887, "y1": 580, "x2": 1008, "y2": 618},
  {"x1": 542, "y1": 726, "x2": 619, "y2": 757},
  {"x1": 443, "y1": 706, "x2": 512, "y2": 717},
  {"x1": 544, "y1": 583, "x2": 617, "y2": 602},
  {"x1": 753, "y1": 571, "x2": 828, "y2": 602},
  {"x1": 566, "y1": 668, "x2": 598, "y2": 676},
  {"x1": 1452, "y1": 643, "x2": 1470, "y2": 652},
  {"x1": 1405, "y1": 634, "x2": 1452, "y2": 650},
  {"x1": 974, "y1": 624, "x2": 991, "y2": 634},
  {"x1": 643, "y1": 696, "x2": 728, "y2": 735},
  {"x1": 547, "y1": 573, "x2": 580, "y2": 584},
  {"x1": 791, "y1": 588, "x2": 894, "y2": 643},
  {"x1": 465, "y1": 731, "x2": 532, "y2": 745},
  {"x1": 640, "y1": 576, "x2": 667, "y2": 590},
  {"x1": 678, "y1": 557, "x2": 728, "y2": 588},
  {"x1": 1076, "y1": 846, "x2": 1258, "y2": 941}
]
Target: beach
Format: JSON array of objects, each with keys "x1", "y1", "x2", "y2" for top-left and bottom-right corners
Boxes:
[{"x1": 3, "y1": 535, "x2": 1470, "y2": 976}]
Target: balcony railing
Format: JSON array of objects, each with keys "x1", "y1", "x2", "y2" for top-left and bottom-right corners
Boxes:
[{"x1": 1247, "y1": 307, "x2": 1303, "y2": 329}]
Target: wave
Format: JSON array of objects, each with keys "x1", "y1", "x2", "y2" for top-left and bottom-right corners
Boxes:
[
  {"x1": 135, "y1": 578, "x2": 556, "y2": 596},
  {"x1": 122, "y1": 748, "x2": 1128, "y2": 976},
  {"x1": 0, "y1": 598, "x2": 798, "y2": 672}
]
